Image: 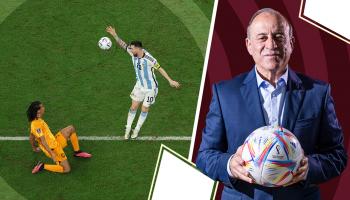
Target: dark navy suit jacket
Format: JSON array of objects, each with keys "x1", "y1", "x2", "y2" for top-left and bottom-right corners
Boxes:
[{"x1": 196, "y1": 68, "x2": 347, "y2": 200}]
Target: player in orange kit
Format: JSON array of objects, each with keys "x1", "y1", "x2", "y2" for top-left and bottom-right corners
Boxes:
[{"x1": 27, "y1": 101, "x2": 92, "y2": 174}]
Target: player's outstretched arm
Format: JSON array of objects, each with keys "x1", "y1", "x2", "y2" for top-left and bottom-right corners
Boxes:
[
  {"x1": 158, "y1": 67, "x2": 180, "y2": 88},
  {"x1": 106, "y1": 26, "x2": 128, "y2": 51}
]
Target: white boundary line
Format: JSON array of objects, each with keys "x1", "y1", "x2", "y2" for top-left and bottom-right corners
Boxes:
[
  {"x1": 299, "y1": 0, "x2": 350, "y2": 44},
  {"x1": 148, "y1": 144, "x2": 218, "y2": 200},
  {"x1": 0, "y1": 136, "x2": 191, "y2": 141},
  {"x1": 188, "y1": 0, "x2": 219, "y2": 160}
]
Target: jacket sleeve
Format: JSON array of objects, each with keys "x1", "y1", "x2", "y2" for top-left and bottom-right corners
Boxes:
[
  {"x1": 196, "y1": 84, "x2": 236, "y2": 187},
  {"x1": 306, "y1": 84, "x2": 348, "y2": 185}
]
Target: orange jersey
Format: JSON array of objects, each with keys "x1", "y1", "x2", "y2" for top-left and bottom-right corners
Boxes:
[{"x1": 30, "y1": 118, "x2": 58, "y2": 149}]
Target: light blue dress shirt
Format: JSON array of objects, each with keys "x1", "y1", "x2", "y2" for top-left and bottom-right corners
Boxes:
[
  {"x1": 227, "y1": 66, "x2": 288, "y2": 177},
  {"x1": 255, "y1": 67, "x2": 288, "y2": 126}
]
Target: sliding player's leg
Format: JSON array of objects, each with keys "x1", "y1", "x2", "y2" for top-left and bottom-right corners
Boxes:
[
  {"x1": 32, "y1": 146, "x2": 70, "y2": 174},
  {"x1": 43, "y1": 159, "x2": 70, "y2": 173},
  {"x1": 58, "y1": 125, "x2": 92, "y2": 158}
]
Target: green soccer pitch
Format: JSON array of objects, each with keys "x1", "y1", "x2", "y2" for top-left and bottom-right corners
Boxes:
[{"x1": 0, "y1": 0, "x2": 214, "y2": 199}]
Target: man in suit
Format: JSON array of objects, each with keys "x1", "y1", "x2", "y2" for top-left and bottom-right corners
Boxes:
[{"x1": 196, "y1": 8, "x2": 347, "y2": 200}]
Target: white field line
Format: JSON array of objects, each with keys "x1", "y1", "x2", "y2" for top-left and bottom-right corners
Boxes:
[
  {"x1": 0, "y1": 136, "x2": 191, "y2": 141},
  {"x1": 188, "y1": 0, "x2": 219, "y2": 160}
]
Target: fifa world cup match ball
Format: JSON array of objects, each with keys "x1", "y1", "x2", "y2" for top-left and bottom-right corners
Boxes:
[
  {"x1": 98, "y1": 37, "x2": 112, "y2": 50},
  {"x1": 241, "y1": 126, "x2": 303, "y2": 187}
]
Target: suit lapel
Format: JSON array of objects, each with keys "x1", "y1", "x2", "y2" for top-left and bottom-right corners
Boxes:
[
  {"x1": 240, "y1": 68, "x2": 266, "y2": 128},
  {"x1": 282, "y1": 69, "x2": 305, "y2": 131}
]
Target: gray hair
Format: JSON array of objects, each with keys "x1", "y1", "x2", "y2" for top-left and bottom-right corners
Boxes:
[{"x1": 246, "y1": 8, "x2": 293, "y2": 39}]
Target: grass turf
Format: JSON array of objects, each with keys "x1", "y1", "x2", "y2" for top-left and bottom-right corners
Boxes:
[
  {"x1": 0, "y1": 0, "x2": 213, "y2": 136},
  {"x1": 193, "y1": 0, "x2": 216, "y2": 20},
  {"x1": 0, "y1": 0, "x2": 214, "y2": 199},
  {"x1": 0, "y1": 141, "x2": 190, "y2": 199}
]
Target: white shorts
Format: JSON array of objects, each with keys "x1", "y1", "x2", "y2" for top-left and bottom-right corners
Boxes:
[{"x1": 130, "y1": 85, "x2": 158, "y2": 107}]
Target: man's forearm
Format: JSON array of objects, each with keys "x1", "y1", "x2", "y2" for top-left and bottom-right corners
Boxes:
[
  {"x1": 158, "y1": 67, "x2": 172, "y2": 82},
  {"x1": 113, "y1": 34, "x2": 128, "y2": 50}
]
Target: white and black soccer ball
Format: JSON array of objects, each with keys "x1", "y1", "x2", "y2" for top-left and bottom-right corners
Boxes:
[{"x1": 98, "y1": 37, "x2": 112, "y2": 50}]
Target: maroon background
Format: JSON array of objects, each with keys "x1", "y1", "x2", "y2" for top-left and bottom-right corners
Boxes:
[{"x1": 190, "y1": 0, "x2": 350, "y2": 199}]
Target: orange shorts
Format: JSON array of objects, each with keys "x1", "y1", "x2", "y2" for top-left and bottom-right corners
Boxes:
[{"x1": 55, "y1": 132, "x2": 67, "y2": 148}]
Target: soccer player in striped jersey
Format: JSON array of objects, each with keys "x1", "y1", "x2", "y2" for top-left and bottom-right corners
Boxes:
[{"x1": 106, "y1": 26, "x2": 180, "y2": 139}]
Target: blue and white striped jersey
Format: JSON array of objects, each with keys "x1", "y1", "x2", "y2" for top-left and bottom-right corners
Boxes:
[{"x1": 127, "y1": 48, "x2": 160, "y2": 90}]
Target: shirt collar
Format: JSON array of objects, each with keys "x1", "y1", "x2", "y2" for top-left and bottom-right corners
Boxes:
[{"x1": 255, "y1": 66, "x2": 289, "y2": 88}]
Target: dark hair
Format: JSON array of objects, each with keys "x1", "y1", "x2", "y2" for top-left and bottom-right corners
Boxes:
[
  {"x1": 130, "y1": 40, "x2": 143, "y2": 48},
  {"x1": 247, "y1": 8, "x2": 293, "y2": 39},
  {"x1": 26, "y1": 101, "x2": 42, "y2": 122}
]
